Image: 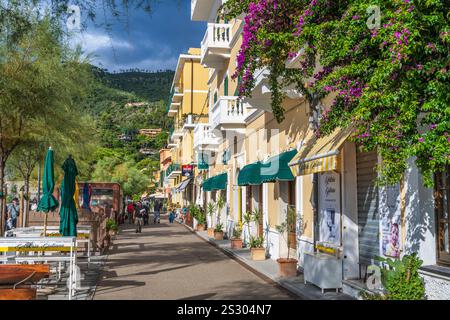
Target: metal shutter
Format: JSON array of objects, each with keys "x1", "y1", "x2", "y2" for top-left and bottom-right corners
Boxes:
[{"x1": 356, "y1": 150, "x2": 380, "y2": 265}]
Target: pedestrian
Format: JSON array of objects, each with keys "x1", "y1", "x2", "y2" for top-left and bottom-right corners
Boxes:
[
  {"x1": 6, "y1": 198, "x2": 20, "y2": 230},
  {"x1": 126, "y1": 202, "x2": 134, "y2": 224},
  {"x1": 169, "y1": 208, "x2": 175, "y2": 224},
  {"x1": 143, "y1": 201, "x2": 149, "y2": 225},
  {"x1": 153, "y1": 201, "x2": 161, "y2": 224},
  {"x1": 134, "y1": 207, "x2": 144, "y2": 233}
]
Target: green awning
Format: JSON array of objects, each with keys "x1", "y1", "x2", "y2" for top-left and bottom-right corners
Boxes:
[
  {"x1": 203, "y1": 173, "x2": 228, "y2": 191},
  {"x1": 238, "y1": 161, "x2": 263, "y2": 186},
  {"x1": 238, "y1": 149, "x2": 297, "y2": 186},
  {"x1": 260, "y1": 149, "x2": 297, "y2": 183}
]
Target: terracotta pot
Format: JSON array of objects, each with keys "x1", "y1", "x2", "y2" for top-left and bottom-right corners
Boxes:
[
  {"x1": 196, "y1": 224, "x2": 205, "y2": 231},
  {"x1": 277, "y1": 258, "x2": 298, "y2": 278},
  {"x1": 250, "y1": 247, "x2": 266, "y2": 261},
  {"x1": 230, "y1": 238, "x2": 243, "y2": 249},
  {"x1": 207, "y1": 228, "x2": 215, "y2": 238},
  {"x1": 214, "y1": 231, "x2": 224, "y2": 241}
]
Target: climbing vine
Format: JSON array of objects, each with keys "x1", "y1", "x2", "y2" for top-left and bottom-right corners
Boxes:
[{"x1": 221, "y1": 0, "x2": 450, "y2": 186}]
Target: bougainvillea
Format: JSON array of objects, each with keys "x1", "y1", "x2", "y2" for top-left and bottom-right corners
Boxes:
[{"x1": 222, "y1": 0, "x2": 450, "y2": 186}]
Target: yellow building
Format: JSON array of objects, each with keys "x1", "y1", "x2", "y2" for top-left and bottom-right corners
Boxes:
[{"x1": 166, "y1": 48, "x2": 210, "y2": 208}]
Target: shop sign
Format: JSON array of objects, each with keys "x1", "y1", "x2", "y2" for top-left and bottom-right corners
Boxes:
[
  {"x1": 318, "y1": 171, "x2": 341, "y2": 246},
  {"x1": 182, "y1": 165, "x2": 194, "y2": 177}
]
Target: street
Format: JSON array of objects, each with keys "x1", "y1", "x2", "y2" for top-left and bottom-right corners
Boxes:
[{"x1": 94, "y1": 217, "x2": 295, "y2": 300}]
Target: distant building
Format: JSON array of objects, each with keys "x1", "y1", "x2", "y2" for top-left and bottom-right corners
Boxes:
[
  {"x1": 139, "y1": 128, "x2": 163, "y2": 138},
  {"x1": 125, "y1": 102, "x2": 148, "y2": 107}
]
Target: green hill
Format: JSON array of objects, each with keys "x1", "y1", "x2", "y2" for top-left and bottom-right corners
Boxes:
[{"x1": 92, "y1": 67, "x2": 175, "y2": 102}]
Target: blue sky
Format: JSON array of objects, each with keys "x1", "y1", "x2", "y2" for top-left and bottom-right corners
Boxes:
[{"x1": 74, "y1": 1, "x2": 206, "y2": 72}]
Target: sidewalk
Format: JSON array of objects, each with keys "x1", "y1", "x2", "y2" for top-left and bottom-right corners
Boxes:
[{"x1": 180, "y1": 222, "x2": 354, "y2": 300}]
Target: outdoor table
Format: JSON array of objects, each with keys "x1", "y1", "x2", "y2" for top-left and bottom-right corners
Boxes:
[
  {"x1": 0, "y1": 237, "x2": 77, "y2": 300},
  {"x1": 6, "y1": 226, "x2": 93, "y2": 262}
]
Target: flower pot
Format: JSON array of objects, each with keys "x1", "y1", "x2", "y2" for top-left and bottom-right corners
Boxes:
[
  {"x1": 230, "y1": 238, "x2": 243, "y2": 249},
  {"x1": 207, "y1": 228, "x2": 215, "y2": 238},
  {"x1": 250, "y1": 247, "x2": 266, "y2": 261},
  {"x1": 277, "y1": 258, "x2": 298, "y2": 278},
  {"x1": 196, "y1": 224, "x2": 205, "y2": 231},
  {"x1": 214, "y1": 231, "x2": 224, "y2": 241}
]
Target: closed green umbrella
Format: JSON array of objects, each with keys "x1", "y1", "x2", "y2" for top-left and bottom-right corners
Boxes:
[
  {"x1": 37, "y1": 148, "x2": 59, "y2": 235},
  {"x1": 59, "y1": 155, "x2": 79, "y2": 237},
  {"x1": 37, "y1": 148, "x2": 59, "y2": 212}
]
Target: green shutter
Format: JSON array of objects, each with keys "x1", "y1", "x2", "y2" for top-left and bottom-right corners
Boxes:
[
  {"x1": 198, "y1": 153, "x2": 209, "y2": 170},
  {"x1": 214, "y1": 92, "x2": 218, "y2": 104},
  {"x1": 234, "y1": 75, "x2": 242, "y2": 96},
  {"x1": 224, "y1": 75, "x2": 229, "y2": 96}
]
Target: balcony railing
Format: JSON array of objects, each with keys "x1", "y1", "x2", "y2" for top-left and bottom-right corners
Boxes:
[
  {"x1": 201, "y1": 23, "x2": 233, "y2": 68},
  {"x1": 211, "y1": 96, "x2": 249, "y2": 130},
  {"x1": 194, "y1": 123, "x2": 221, "y2": 150},
  {"x1": 166, "y1": 163, "x2": 181, "y2": 178}
]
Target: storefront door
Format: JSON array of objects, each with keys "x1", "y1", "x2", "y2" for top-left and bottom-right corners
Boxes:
[
  {"x1": 356, "y1": 150, "x2": 380, "y2": 266},
  {"x1": 435, "y1": 166, "x2": 450, "y2": 265}
]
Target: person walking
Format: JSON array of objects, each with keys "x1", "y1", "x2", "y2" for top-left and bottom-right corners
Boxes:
[
  {"x1": 153, "y1": 201, "x2": 161, "y2": 224},
  {"x1": 126, "y1": 202, "x2": 134, "y2": 224},
  {"x1": 134, "y1": 207, "x2": 144, "y2": 233},
  {"x1": 6, "y1": 198, "x2": 20, "y2": 230},
  {"x1": 169, "y1": 208, "x2": 175, "y2": 224}
]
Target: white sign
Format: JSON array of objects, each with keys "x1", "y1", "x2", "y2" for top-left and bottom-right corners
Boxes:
[
  {"x1": 379, "y1": 183, "x2": 401, "y2": 258},
  {"x1": 318, "y1": 172, "x2": 341, "y2": 245}
]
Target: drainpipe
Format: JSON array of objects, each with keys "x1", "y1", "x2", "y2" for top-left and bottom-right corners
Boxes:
[
  {"x1": 190, "y1": 58, "x2": 194, "y2": 120},
  {"x1": 312, "y1": 173, "x2": 319, "y2": 251}
]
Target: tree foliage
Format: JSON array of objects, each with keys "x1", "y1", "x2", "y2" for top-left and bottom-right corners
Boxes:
[{"x1": 222, "y1": 0, "x2": 450, "y2": 186}]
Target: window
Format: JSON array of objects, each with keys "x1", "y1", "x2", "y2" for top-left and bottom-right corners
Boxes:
[
  {"x1": 435, "y1": 165, "x2": 450, "y2": 265},
  {"x1": 233, "y1": 136, "x2": 238, "y2": 155},
  {"x1": 214, "y1": 91, "x2": 218, "y2": 104}
]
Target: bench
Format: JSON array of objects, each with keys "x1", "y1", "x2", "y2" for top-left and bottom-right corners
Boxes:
[{"x1": 0, "y1": 264, "x2": 50, "y2": 300}]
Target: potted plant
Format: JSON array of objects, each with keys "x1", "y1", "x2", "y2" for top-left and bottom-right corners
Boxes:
[
  {"x1": 252, "y1": 208, "x2": 262, "y2": 236},
  {"x1": 216, "y1": 195, "x2": 226, "y2": 226},
  {"x1": 275, "y1": 206, "x2": 298, "y2": 277},
  {"x1": 106, "y1": 218, "x2": 119, "y2": 237},
  {"x1": 230, "y1": 224, "x2": 243, "y2": 249},
  {"x1": 243, "y1": 211, "x2": 253, "y2": 245},
  {"x1": 214, "y1": 223, "x2": 224, "y2": 241},
  {"x1": 196, "y1": 207, "x2": 206, "y2": 231},
  {"x1": 207, "y1": 202, "x2": 216, "y2": 237},
  {"x1": 249, "y1": 236, "x2": 266, "y2": 260}
]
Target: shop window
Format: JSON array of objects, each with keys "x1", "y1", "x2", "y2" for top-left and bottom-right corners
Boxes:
[{"x1": 435, "y1": 165, "x2": 450, "y2": 265}]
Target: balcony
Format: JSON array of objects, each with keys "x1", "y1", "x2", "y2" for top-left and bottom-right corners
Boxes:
[
  {"x1": 166, "y1": 163, "x2": 181, "y2": 179},
  {"x1": 170, "y1": 128, "x2": 184, "y2": 142},
  {"x1": 191, "y1": 0, "x2": 215, "y2": 21},
  {"x1": 194, "y1": 123, "x2": 221, "y2": 151},
  {"x1": 211, "y1": 96, "x2": 251, "y2": 130},
  {"x1": 201, "y1": 23, "x2": 233, "y2": 69},
  {"x1": 172, "y1": 85, "x2": 184, "y2": 102}
]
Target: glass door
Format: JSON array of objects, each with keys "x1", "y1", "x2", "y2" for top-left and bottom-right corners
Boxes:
[{"x1": 436, "y1": 166, "x2": 450, "y2": 265}]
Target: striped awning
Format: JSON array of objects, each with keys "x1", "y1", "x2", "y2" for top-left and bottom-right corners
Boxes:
[{"x1": 289, "y1": 127, "x2": 352, "y2": 176}]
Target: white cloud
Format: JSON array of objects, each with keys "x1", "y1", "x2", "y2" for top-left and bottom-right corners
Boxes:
[{"x1": 73, "y1": 32, "x2": 134, "y2": 54}]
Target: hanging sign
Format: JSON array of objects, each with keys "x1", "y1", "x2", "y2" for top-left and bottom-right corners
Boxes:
[
  {"x1": 182, "y1": 165, "x2": 194, "y2": 178},
  {"x1": 318, "y1": 171, "x2": 341, "y2": 246}
]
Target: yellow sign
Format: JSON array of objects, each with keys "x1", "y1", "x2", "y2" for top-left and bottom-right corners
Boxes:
[
  {"x1": 0, "y1": 246, "x2": 73, "y2": 252},
  {"x1": 295, "y1": 155, "x2": 340, "y2": 176}
]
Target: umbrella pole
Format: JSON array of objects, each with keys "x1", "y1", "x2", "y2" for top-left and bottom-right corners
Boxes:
[{"x1": 43, "y1": 213, "x2": 48, "y2": 237}]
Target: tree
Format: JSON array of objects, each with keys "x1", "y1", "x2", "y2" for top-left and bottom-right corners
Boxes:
[
  {"x1": 0, "y1": 12, "x2": 94, "y2": 227},
  {"x1": 222, "y1": 0, "x2": 449, "y2": 186}
]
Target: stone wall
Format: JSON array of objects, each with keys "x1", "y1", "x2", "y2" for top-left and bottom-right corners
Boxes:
[{"x1": 419, "y1": 270, "x2": 450, "y2": 300}]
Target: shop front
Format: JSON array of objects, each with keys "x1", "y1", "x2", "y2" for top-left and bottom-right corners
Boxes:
[{"x1": 289, "y1": 128, "x2": 355, "y2": 292}]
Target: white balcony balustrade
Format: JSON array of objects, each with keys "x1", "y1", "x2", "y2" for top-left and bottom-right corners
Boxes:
[
  {"x1": 201, "y1": 23, "x2": 233, "y2": 68},
  {"x1": 211, "y1": 96, "x2": 250, "y2": 130},
  {"x1": 194, "y1": 124, "x2": 221, "y2": 150}
]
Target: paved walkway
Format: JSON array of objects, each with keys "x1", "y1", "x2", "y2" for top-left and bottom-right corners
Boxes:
[{"x1": 93, "y1": 217, "x2": 295, "y2": 300}]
